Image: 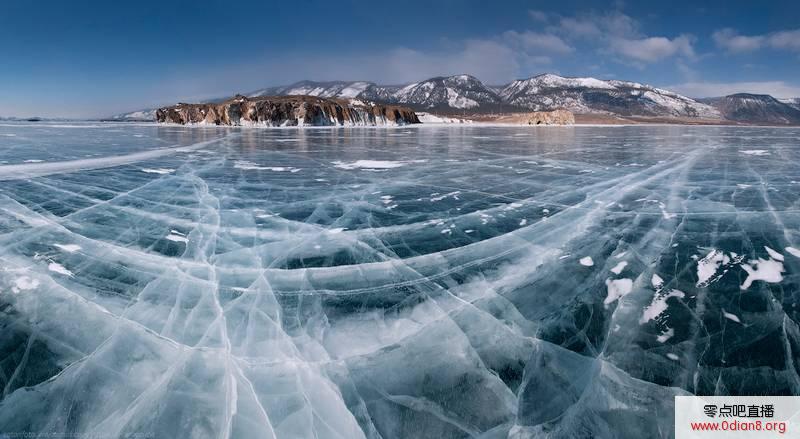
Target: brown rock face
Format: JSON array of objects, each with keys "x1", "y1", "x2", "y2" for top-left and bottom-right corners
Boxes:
[
  {"x1": 156, "y1": 95, "x2": 420, "y2": 126},
  {"x1": 523, "y1": 110, "x2": 575, "y2": 125},
  {"x1": 483, "y1": 109, "x2": 576, "y2": 125}
]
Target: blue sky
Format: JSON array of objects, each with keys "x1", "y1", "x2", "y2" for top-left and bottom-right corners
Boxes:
[{"x1": 2, "y1": 0, "x2": 799, "y2": 118}]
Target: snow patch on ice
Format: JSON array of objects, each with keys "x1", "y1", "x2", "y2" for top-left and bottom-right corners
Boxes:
[
  {"x1": 430, "y1": 191, "x2": 461, "y2": 202},
  {"x1": 234, "y1": 161, "x2": 300, "y2": 172},
  {"x1": 48, "y1": 262, "x2": 73, "y2": 276},
  {"x1": 610, "y1": 261, "x2": 628, "y2": 274},
  {"x1": 604, "y1": 278, "x2": 633, "y2": 306},
  {"x1": 54, "y1": 244, "x2": 81, "y2": 253},
  {"x1": 141, "y1": 168, "x2": 175, "y2": 175},
  {"x1": 332, "y1": 160, "x2": 407, "y2": 170},
  {"x1": 764, "y1": 246, "x2": 784, "y2": 261},
  {"x1": 695, "y1": 249, "x2": 746, "y2": 287},
  {"x1": 12, "y1": 276, "x2": 40, "y2": 293},
  {"x1": 696, "y1": 249, "x2": 724, "y2": 287},
  {"x1": 723, "y1": 311, "x2": 741, "y2": 323},
  {"x1": 657, "y1": 327, "x2": 674, "y2": 343},
  {"x1": 651, "y1": 273, "x2": 664, "y2": 288},
  {"x1": 165, "y1": 233, "x2": 189, "y2": 243},
  {"x1": 741, "y1": 150, "x2": 770, "y2": 156},
  {"x1": 740, "y1": 257, "x2": 784, "y2": 290},
  {"x1": 640, "y1": 287, "x2": 685, "y2": 324}
]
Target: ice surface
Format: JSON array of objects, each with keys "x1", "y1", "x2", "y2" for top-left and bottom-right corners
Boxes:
[
  {"x1": 1, "y1": 122, "x2": 800, "y2": 438},
  {"x1": 332, "y1": 159, "x2": 408, "y2": 170}
]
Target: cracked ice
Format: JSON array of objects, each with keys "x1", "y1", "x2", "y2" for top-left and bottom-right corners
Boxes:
[{"x1": 1, "y1": 122, "x2": 800, "y2": 438}]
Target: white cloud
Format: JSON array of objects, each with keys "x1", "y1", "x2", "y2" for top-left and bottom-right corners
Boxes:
[
  {"x1": 668, "y1": 81, "x2": 800, "y2": 99},
  {"x1": 503, "y1": 31, "x2": 574, "y2": 54},
  {"x1": 553, "y1": 11, "x2": 694, "y2": 64},
  {"x1": 713, "y1": 28, "x2": 800, "y2": 52},
  {"x1": 558, "y1": 17, "x2": 602, "y2": 38},
  {"x1": 528, "y1": 10, "x2": 548, "y2": 22},
  {"x1": 608, "y1": 35, "x2": 695, "y2": 63},
  {"x1": 602, "y1": 12, "x2": 640, "y2": 38},
  {"x1": 769, "y1": 29, "x2": 800, "y2": 51},
  {"x1": 712, "y1": 29, "x2": 765, "y2": 52},
  {"x1": 555, "y1": 11, "x2": 638, "y2": 39}
]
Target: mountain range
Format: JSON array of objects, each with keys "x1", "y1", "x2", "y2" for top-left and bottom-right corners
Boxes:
[
  {"x1": 698, "y1": 94, "x2": 800, "y2": 125},
  {"x1": 111, "y1": 74, "x2": 800, "y2": 125},
  {"x1": 779, "y1": 98, "x2": 800, "y2": 111}
]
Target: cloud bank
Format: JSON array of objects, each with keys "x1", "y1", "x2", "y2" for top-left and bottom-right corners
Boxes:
[{"x1": 713, "y1": 28, "x2": 800, "y2": 53}]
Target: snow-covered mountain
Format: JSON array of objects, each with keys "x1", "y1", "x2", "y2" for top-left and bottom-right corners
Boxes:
[
  {"x1": 106, "y1": 109, "x2": 156, "y2": 121},
  {"x1": 111, "y1": 73, "x2": 800, "y2": 124},
  {"x1": 389, "y1": 75, "x2": 504, "y2": 110},
  {"x1": 250, "y1": 74, "x2": 722, "y2": 117},
  {"x1": 700, "y1": 94, "x2": 800, "y2": 125},
  {"x1": 780, "y1": 98, "x2": 800, "y2": 111},
  {"x1": 249, "y1": 80, "x2": 388, "y2": 99},
  {"x1": 247, "y1": 76, "x2": 505, "y2": 111},
  {"x1": 249, "y1": 80, "x2": 400, "y2": 103},
  {"x1": 500, "y1": 74, "x2": 721, "y2": 118}
]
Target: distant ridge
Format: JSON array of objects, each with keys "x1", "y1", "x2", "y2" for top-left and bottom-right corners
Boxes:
[
  {"x1": 241, "y1": 74, "x2": 720, "y2": 118},
  {"x1": 698, "y1": 94, "x2": 800, "y2": 125},
  {"x1": 499, "y1": 74, "x2": 720, "y2": 118},
  {"x1": 110, "y1": 74, "x2": 800, "y2": 125},
  {"x1": 105, "y1": 109, "x2": 156, "y2": 122},
  {"x1": 779, "y1": 98, "x2": 800, "y2": 111}
]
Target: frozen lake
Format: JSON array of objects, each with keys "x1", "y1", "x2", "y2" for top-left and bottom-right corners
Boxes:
[{"x1": 1, "y1": 122, "x2": 800, "y2": 438}]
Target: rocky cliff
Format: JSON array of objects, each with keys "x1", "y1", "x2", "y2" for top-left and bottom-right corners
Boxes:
[
  {"x1": 523, "y1": 109, "x2": 575, "y2": 125},
  {"x1": 156, "y1": 95, "x2": 419, "y2": 126},
  {"x1": 489, "y1": 109, "x2": 575, "y2": 125}
]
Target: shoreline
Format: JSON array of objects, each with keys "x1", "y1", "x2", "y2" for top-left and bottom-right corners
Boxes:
[{"x1": 3, "y1": 120, "x2": 800, "y2": 129}]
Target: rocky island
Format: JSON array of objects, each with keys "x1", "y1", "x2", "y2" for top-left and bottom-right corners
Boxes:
[
  {"x1": 482, "y1": 109, "x2": 576, "y2": 125},
  {"x1": 155, "y1": 95, "x2": 420, "y2": 127}
]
